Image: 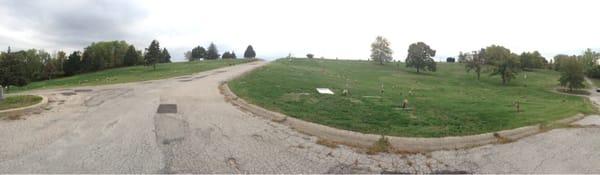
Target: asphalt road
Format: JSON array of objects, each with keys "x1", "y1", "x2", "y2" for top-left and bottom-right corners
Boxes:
[{"x1": 1, "y1": 61, "x2": 599, "y2": 173}]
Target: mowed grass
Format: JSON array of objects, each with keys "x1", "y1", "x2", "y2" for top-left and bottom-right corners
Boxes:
[
  {"x1": 230, "y1": 58, "x2": 596, "y2": 137},
  {"x1": 10, "y1": 59, "x2": 255, "y2": 93},
  {"x1": 0, "y1": 95, "x2": 42, "y2": 110}
]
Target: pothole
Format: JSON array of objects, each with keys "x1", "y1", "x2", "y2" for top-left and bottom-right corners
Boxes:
[
  {"x1": 74, "y1": 89, "x2": 93, "y2": 93},
  {"x1": 61, "y1": 92, "x2": 76, "y2": 96}
]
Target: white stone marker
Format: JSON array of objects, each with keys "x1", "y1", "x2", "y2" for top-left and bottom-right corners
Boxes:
[{"x1": 316, "y1": 88, "x2": 334, "y2": 95}]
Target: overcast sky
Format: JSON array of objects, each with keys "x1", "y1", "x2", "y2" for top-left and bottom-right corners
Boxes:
[{"x1": 1, "y1": 0, "x2": 599, "y2": 61}]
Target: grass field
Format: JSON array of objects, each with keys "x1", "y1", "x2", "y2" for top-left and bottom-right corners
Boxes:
[
  {"x1": 0, "y1": 95, "x2": 42, "y2": 111},
  {"x1": 10, "y1": 59, "x2": 255, "y2": 93},
  {"x1": 230, "y1": 58, "x2": 596, "y2": 137}
]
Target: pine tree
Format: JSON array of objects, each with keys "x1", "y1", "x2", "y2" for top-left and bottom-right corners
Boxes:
[
  {"x1": 124, "y1": 45, "x2": 138, "y2": 66},
  {"x1": 144, "y1": 40, "x2": 161, "y2": 70},
  {"x1": 231, "y1": 51, "x2": 237, "y2": 59},
  {"x1": 206, "y1": 43, "x2": 220, "y2": 60},
  {"x1": 244, "y1": 45, "x2": 256, "y2": 58},
  {"x1": 161, "y1": 48, "x2": 171, "y2": 63}
]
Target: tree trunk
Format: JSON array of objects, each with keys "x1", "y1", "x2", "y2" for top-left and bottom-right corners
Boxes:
[
  {"x1": 417, "y1": 67, "x2": 420, "y2": 73},
  {"x1": 153, "y1": 64, "x2": 156, "y2": 70},
  {"x1": 502, "y1": 76, "x2": 506, "y2": 85},
  {"x1": 476, "y1": 72, "x2": 480, "y2": 80},
  {"x1": 0, "y1": 86, "x2": 4, "y2": 101}
]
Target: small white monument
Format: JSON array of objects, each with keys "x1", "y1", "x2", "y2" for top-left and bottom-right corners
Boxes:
[{"x1": 316, "y1": 88, "x2": 334, "y2": 95}]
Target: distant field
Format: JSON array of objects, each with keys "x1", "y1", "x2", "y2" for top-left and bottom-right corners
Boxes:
[
  {"x1": 10, "y1": 59, "x2": 255, "y2": 93},
  {"x1": 230, "y1": 58, "x2": 596, "y2": 137}
]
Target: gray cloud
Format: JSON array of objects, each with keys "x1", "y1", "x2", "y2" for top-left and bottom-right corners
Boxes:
[{"x1": 0, "y1": 0, "x2": 147, "y2": 49}]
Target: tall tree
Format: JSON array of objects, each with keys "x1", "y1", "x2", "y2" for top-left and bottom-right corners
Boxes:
[
  {"x1": 465, "y1": 49, "x2": 486, "y2": 80},
  {"x1": 144, "y1": 40, "x2": 161, "y2": 70},
  {"x1": 124, "y1": 45, "x2": 139, "y2": 66},
  {"x1": 559, "y1": 57, "x2": 585, "y2": 91},
  {"x1": 370, "y1": 36, "x2": 393, "y2": 65},
  {"x1": 42, "y1": 55, "x2": 57, "y2": 80},
  {"x1": 231, "y1": 51, "x2": 237, "y2": 59},
  {"x1": 190, "y1": 46, "x2": 206, "y2": 61},
  {"x1": 161, "y1": 48, "x2": 171, "y2": 63},
  {"x1": 0, "y1": 51, "x2": 29, "y2": 91},
  {"x1": 222, "y1": 51, "x2": 232, "y2": 59},
  {"x1": 206, "y1": 43, "x2": 220, "y2": 60},
  {"x1": 405, "y1": 42, "x2": 436, "y2": 73},
  {"x1": 486, "y1": 45, "x2": 520, "y2": 85},
  {"x1": 56, "y1": 51, "x2": 67, "y2": 74},
  {"x1": 63, "y1": 51, "x2": 82, "y2": 76},
  {"x1": 244, "y1": 45, "x2": 256, "y2": 58}
]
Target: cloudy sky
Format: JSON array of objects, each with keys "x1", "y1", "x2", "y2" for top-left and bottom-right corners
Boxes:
[{"x1": 0, "y1": 0, "x2": 599, "y2": 61}]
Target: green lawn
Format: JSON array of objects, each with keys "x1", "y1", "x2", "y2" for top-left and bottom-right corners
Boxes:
[
  {"x1": 10, "y1": 59, "x2": 255, "y2": 93},
  {"x1": 587, "y1": 77, "x2": 600, "y2": 88},
  {"x1": 0, "y1": 95, "x2": 42, "y2": 110},
  {"x1": 229, "y1": 58, "x2": 596, "y2": 137}
]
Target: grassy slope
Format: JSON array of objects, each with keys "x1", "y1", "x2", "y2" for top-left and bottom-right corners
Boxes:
[
  {"x1": 10, "y1": 59, "x2": 254, "y2": 93},
  {"x1": 230, "y1": 59, "x2": 595, "y2": 137},
  {"x1": 0, "y1": 95, "x2": 42, "y2": 110}
]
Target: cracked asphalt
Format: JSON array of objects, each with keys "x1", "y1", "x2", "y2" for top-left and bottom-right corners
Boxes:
[{"x1": 1, "y1": 61, "x2": 599, "y2": 173}]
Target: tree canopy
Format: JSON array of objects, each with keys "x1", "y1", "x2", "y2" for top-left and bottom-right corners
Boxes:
[
  {"x1": 370, "y1": 36, "x2": 393, "y2": 65},
  {"x1": 190, "y1": 46, "x2": 206, "y2": 61},
  {"x1": 144, "y1": 40, "x2": 161, "y2": 69},
  {"x1": 161, "y1": 48, "x2": 171, "y2": 63},
  {"x1": 0, "y1": 50, "x2": 29, "y2": 89},
  {"x1": 405, "y1": 42, "x2": 436, "y2": 72},
  {"x1": 244, "y1": 45, "x2": 256, "y2": 58},
  {"x1": 206, "y1": 43, "x2": 220, "y2": 60},
  {"x1": 485, "y1": 45, "x2": 520, "y2": 85},
  {"x1": 465, "y1": 49, "x2": 486, "y2": 80},
  {"x1": 559, "y1": 57, "x2": 585, "y2": 91}
]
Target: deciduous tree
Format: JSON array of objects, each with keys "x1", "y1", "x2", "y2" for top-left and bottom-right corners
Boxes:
[
  {"x1": 370, "y1": 36, "x2": 393, "y2": 65},
  {"x1": 465, "y1": 49, "x2": 486, "y2": 80},
  {"x1": 405, "y1": 42, "x2": 436, "y2": 72},
  {"x1": 559, "y1": 57, "x2": 585, "y2": 91},
  {"x1": 486, "y1": 45, "x2": 520, "y2": 85}
]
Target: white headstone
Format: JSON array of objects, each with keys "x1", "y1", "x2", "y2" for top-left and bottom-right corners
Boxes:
[{"x1": 316, "y1": 88, "x2": 334, "y2": 95}]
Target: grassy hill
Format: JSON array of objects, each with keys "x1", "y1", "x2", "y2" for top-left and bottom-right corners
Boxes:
[
  {"x1": 10, "y1": 59, "x2": 255, "y2": 93},
  {"x1": 229, "y1": 58, "x2": 595, "y2": 137}
]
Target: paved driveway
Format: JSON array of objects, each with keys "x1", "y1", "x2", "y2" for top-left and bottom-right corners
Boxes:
[{"x1": 1, "y1": 61, "x2": 599, "y2": 173}]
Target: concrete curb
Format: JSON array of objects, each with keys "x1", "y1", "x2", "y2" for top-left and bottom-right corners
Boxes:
[
  {"x1": 0, "y1": 95, "x2": 48, "y2": 118},
  {"x1": 220, "y1": 63, "x2": 586, "y2": 152}
]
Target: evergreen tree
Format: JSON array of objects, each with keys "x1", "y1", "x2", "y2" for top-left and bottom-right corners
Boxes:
[
  {"x1": 124, "y1": 45, "x2": 139, "y2": 66},
  {"x1": 231, "y1": 51, "x2": 237, "y2": 59},
  {"x1": 63, "y1": 51, "x2": 82, "y2": 76},
  {"x1": 206, "y1": 43, "x2": 220, "y2": 60},
  {"x1": 161, "y1": 48, "x2": 171, "y2": 63},
  {"x1": 191, "y1": 46, "x2": 206, "y2": 61},
  {"x1": 222, "y1": 51, "x2": 231, "y2": 59},
  {"x1": 144, "y1": 40, "x2": 161, "y2": 70},
  {"x1": 244, "y1": 45, "x2": 256, "y2": 58}
]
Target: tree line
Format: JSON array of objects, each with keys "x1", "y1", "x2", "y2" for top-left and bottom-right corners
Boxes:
[
  {"x1": 185, "y1": 44, "x2": 256, "y2": 61},
  {"x1": 0, "y1": 40, "x2": 171, "y2": 91},
  {"x1": 369, "y1": 36, "x2": 597, "y2": 90}
]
